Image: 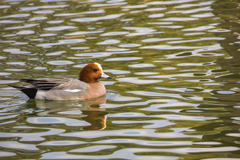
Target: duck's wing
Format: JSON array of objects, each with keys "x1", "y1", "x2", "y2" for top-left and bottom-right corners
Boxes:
[
  {"x1": 51, "y1": 78, "x2": 90, "y2": 91},
  {"x1": 20, "y1": 78, "x2": 89, "y2": 91}
]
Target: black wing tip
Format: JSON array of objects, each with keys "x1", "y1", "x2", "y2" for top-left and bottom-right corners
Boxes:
[
  {"x1": 9, "y1": 85, "x2": 37, "y2": 99},
  {"x1": 20, "y1": 79, "x2": 35, "y2": 83},
  {"x1": 21, "y1": 88, "x2": 38, "y2": 99}
]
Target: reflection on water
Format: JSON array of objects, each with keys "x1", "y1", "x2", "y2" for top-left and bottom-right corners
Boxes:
[
  {"x1": 27, "y1": 97, "x2": 107, "y2": 130},
  {"x1": 0, "y1": 0, "x2": 240, "y2": 159}
]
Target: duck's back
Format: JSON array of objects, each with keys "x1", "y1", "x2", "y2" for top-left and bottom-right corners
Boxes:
[
  {"x1": 35, "y1": 80, "x2": 106, "y2": 100},
  {"x1": 16, "y1": 78, "x2": 90, "y2": 100}
]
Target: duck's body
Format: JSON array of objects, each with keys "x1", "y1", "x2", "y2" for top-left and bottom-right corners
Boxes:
[{"x1": 11, "y1": 63, "x2": 111, "y2": 100}]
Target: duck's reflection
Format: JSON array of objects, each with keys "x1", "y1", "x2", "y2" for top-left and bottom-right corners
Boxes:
[
  {"x1": 26, "y1": 96, "x2": 108, "y2": 130},
  {"x1": 82, "y1": 110, "x2": 107, "y2": 130}
]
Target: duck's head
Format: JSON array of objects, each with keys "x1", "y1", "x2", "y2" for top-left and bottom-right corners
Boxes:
[{"x1": 79, "y1": 62, "x2": 112, "y2": 83}]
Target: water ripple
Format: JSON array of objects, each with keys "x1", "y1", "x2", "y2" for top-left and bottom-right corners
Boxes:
[
  {"x1": 0, "y1": 0, "x2": 239, "y2": 159},
  {"x1": 60, "y1": 128, "x2": 201, "y2": 139}
]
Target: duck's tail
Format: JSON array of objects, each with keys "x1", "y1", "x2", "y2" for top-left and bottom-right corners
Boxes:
[{"x1": 9, "y1": 85, "x2": 37, "y2": 99}]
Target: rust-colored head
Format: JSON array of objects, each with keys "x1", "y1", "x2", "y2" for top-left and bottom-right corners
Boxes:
[{"x1": 79, "y1": 63, "x2": 112, "y2": 83}]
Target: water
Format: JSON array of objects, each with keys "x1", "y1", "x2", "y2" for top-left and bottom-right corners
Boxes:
[{"x1": 0, "y1": 0, "x2": 240, "y2": 159}]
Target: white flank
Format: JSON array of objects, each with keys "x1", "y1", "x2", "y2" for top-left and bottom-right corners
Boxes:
[
  {"x1": 35, "y1": 90, "x2": 46, "y2": 99},
  {"x1": 64, "y1": 89, "x2": 82, "y2": 92}
]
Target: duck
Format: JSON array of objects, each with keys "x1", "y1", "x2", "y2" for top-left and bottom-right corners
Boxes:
[{"x1": 11, "y1": 62, "x2": 112, "y2": 100}]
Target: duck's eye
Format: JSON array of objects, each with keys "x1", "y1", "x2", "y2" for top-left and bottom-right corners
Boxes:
[{"x1": 93, "y1": 69, "x2": 98, "y2": 72}]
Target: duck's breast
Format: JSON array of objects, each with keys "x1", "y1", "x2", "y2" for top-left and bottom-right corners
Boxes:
[{"x1": 84, "y1": 82, "x2": 106, "y2": 99}]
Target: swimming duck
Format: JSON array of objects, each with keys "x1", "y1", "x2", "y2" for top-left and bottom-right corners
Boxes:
[{"x1": 11, "y1": 62, "x2": 112, "y2": 100}]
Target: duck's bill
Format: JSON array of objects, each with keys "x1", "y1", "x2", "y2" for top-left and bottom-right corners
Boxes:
[{"x1": 101, "y1": 72, "x2": 112, "y2": 79}]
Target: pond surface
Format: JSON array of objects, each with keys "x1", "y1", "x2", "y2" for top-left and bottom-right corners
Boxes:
[{"x1": 0, "y1": 0, "x2": 240, "y2": 159}]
